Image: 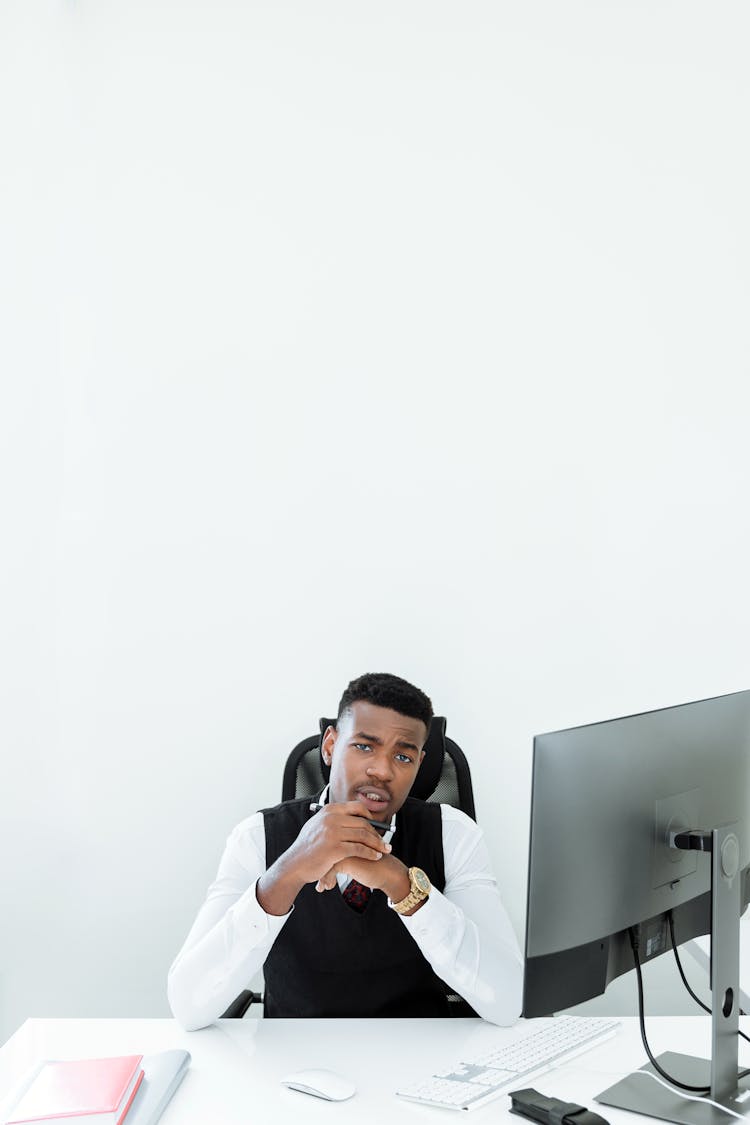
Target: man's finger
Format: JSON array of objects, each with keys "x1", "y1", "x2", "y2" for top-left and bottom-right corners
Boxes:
[
  {"x1": 316, "y1": 865, "x2": 338, "y2": 892},
  {"x1": 335, "y1": 843, "x2": 386, "y2": 863},
  {"x1": 328, "y1": 801, "x2": 389, "y2": 821},
  {"x1": 343, "y1": 825, "x2": 391, "y2": 847}
]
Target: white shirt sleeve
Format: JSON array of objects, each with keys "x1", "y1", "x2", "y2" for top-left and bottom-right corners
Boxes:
[
  {"x1": 396, "y1": 805, "x2": 523, "y2": 1026},
  {"x1": 167, "y1": 814, "x2": 286, "y2": 1031}
]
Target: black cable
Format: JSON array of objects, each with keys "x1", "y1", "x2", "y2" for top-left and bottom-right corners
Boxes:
[
  {"x1": 667, "y1": 912, "x2": 750, "y2": 1062},
  {"x1": 629, "y1": 926, "x2": 711, "y2": 1093},
  {"x1": 668, "y1": 913, "x2": 712, "y2": 1015}
]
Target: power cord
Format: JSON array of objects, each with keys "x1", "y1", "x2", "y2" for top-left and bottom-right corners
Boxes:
[
  {"x1": 629, "y1": 927, "x2": 711, "y2": 1093},
  {"x1": 630, "y1": 1069, "x2": 746, "y2": 1122},
  {"x1": 667, "y1": 912, "x2": 712, "y2": 1015},
  {"x1": 667, "y1": 912, "x2": 750, "y2": 1063}
]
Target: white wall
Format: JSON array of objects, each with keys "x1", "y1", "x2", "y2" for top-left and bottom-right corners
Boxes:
[{"x1": 1, "y1": 0, "x2": 749, "y2": 1043}]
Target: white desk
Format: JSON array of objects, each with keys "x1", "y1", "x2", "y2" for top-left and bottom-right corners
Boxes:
[{"x1": 1, "y1": 1016, "x2": 747, "y2": 1124}]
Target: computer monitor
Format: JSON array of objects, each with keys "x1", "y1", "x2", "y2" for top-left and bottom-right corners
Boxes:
[{"x1": 523, "y1": 689, "x2": 750, "y2": 1124}]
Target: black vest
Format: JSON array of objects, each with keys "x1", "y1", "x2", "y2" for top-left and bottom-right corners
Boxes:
[{"x1": 261, "y1": 796, "x2": 449, "y2": 1018}]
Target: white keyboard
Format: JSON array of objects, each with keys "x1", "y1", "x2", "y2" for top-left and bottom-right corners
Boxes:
[{"x1": 396, "y1": 1015, "x2": 620, "y2": 1111}]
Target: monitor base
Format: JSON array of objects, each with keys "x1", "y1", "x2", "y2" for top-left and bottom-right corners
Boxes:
[{"x1": 596, "y1": 1052, "x2": 750, "y2": 1125}]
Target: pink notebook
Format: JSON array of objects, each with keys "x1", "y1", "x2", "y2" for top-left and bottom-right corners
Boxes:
[{"x1": 5, "y1": 1055, "x2": 144, "y2": 1125}]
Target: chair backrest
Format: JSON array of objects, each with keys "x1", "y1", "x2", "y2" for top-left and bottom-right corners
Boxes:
[{"x1": 281, "y1": 715, "x2": 476, "y2": 820}]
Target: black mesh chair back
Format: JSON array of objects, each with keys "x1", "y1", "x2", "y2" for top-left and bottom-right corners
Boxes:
[{"x1": 282, "y1": 715, "x2": 476, "y2": 819}]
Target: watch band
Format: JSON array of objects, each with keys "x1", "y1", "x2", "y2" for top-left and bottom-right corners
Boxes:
[
  {"x1": 391, "y1": 867, "x2": 430, "y2": 914},
  {"x1": 510, "y1": 1088, "x2": 611, "y2": 1125}
]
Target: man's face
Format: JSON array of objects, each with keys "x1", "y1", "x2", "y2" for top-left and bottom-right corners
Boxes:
[{"x1": 322, "y1": 701, "x2": 427, "y2": 820}]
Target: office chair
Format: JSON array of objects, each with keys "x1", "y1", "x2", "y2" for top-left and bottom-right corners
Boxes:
[{"x1": 221, "y1": 716, "x2": 477, "y2": 1019}]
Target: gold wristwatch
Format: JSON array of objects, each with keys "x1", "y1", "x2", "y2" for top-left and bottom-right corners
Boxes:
[{"x1": 391, "y1": 867, "x2": 431, "y2": 914}]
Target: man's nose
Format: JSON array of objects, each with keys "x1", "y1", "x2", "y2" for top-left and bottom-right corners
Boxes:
[{"x1": 366, "y1": 752, "x2": 394, "y2": 780}]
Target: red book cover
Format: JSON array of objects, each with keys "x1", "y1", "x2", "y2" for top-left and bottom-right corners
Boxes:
[{"x1": 6, "y1": 1055, "x2": 144, "y2": 1125}]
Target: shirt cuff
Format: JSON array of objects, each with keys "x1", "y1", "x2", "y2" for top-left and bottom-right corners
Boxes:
[{"x1": 392, "y1": 886, "x2": 461, "y2": 963}]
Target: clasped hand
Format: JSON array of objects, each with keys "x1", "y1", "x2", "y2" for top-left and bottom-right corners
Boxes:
[{"x1": 291, "y1": 801, "x2": 403, "y2": 896}]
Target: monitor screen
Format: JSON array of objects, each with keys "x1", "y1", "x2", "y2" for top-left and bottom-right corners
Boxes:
[{"x1": 523, "y1": 690, "x2": 750, "y2": 1018}]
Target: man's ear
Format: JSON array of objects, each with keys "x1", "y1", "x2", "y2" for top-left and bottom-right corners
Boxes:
[
  {"x1": 416, "y1": 748, "x2": 425, "y2": 770},
  {"x1": 321, "y1": 725, "x2": 337, "y2": 767}
]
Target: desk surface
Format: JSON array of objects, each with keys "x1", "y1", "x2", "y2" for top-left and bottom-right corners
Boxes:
[{"x1": 1, "y1": 1016, "x2": 746, "y2": 1124}]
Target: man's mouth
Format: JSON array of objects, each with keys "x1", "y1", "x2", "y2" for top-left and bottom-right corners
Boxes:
[{"x1": 356, "y1": 787, "x2": 390, "y2": 813}]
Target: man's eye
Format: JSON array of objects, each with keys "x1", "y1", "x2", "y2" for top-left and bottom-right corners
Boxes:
[
  {"x1": 396, "y1": 753, "x2": 414, "y2": 764},
  {"x1": 353, "y1": 743, "x2": 372, "y2": 752}
]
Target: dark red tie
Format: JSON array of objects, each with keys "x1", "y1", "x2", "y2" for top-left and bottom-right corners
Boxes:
[{"x1": 342, "y1": 878, "x2": 371, "y2": 913}]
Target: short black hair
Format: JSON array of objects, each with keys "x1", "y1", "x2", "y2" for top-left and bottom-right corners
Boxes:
[{"x1": 337, "y1": 672, "x2": 434, "y2": 733}]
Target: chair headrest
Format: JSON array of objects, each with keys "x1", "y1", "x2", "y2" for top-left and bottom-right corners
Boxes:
[{"x1": 316, "y1": 715, "x2": 447, "y2": 802}]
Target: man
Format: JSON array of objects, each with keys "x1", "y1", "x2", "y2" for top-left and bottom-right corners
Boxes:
[{"x1": 168, "y1": 672, "x2": 522, "y2": 1027}]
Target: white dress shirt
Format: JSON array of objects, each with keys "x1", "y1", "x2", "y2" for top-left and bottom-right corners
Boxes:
[{"x1": 168, "y1": 799, "x2": 523, "y2": 1031}]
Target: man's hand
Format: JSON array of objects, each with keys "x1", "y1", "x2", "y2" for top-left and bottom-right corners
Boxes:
[
  {"x1": 256, "y1": 802, "x2": 391, "y2": 916},
  {"x1": 315, "y1": 853, "x2": 414, "y2": 911}
]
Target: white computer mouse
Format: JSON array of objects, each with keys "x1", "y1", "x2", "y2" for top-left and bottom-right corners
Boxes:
[{"x1": 280, "y1": 1067, "x2": 356, "y2": 1101}]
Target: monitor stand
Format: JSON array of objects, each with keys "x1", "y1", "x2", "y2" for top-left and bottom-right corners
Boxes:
[{"x1": 596, "y1": 823, "x2": 750, "y2": 1125}]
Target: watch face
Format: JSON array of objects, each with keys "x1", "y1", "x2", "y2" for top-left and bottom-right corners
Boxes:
[{"x1": 413, "y1": 868, "x2": 430, "y2": 894}]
